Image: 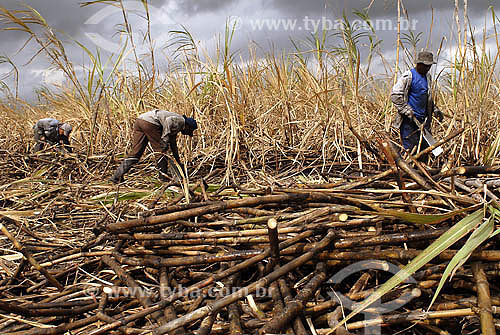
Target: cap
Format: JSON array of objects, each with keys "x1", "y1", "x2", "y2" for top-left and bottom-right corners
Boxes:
[
  {"x1": 59, "y1": 123, "x2": 72, "y2": 137},
  {"x1": 183, "y1": 116, "x2": 198, "y2": 136},
  {"x1": 416, "y1": 51, "x2": 436, "y2": 65}
]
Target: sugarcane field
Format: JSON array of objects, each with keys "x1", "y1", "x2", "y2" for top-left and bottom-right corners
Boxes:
[{"x1": 1, "y1": 1, "x2": 500, "y2": 335}]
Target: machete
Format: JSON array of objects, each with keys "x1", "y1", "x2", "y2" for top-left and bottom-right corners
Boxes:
[{"x1": 412, "y1": 117, "x2": 443, "y2": 157}]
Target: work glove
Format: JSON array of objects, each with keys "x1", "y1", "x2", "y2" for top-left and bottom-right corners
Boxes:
[
  {"x1": 435, "y1": 109, "x2": 444, "y2": 122},
  {"x1": 400, "y1": 105, "x2": 414, "y2": 119}
]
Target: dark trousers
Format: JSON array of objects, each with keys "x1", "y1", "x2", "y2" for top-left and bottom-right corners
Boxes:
[
  {"x1": 400, "y1": 115, "x2": 430, "y2": 151},
  {"x1": 111, "y1": 119, "x2": 169, "y2": 182},
  {"x1": 127, "y1": 119, "x2": 169, "y2": 178},
  {"x1": 129, "y1": 119, "x2": 164, "y2": 159}
]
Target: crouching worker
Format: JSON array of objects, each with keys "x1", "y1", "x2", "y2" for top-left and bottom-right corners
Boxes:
[
  {"x1": 111, "y1": 110, "x2": 198, "y2": 184},
  {"x1": 33, "y1": 118, "x2": 73, "y2": 153}
]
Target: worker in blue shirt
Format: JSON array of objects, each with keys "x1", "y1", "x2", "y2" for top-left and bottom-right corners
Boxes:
[{"x1": 391, "y1": 51, "x2": 444, "y2": 151}]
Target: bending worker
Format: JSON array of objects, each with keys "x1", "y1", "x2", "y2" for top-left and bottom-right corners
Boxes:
[
  {"x1": 33, "y1": 118, "x2": 73, "y2": 153},
  {"x1": 391, "y1": 51, "x2": 444, "y2": 152},
  {"x1": 111, "y1": 109, "x2": 197, "y2": 183}
]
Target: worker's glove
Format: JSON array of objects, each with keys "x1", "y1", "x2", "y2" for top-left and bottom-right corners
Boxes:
[
  {"x1": 435, "y1": 109, "x2": 444, "y2": 122},
  {"x1": 400, "y1": 105, "x2": 414, "y2": 119}
]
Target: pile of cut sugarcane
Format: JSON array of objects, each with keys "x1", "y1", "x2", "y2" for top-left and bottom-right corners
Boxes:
[{"x1": 0, "y1": 143, "x2": 500, "y2": 335}]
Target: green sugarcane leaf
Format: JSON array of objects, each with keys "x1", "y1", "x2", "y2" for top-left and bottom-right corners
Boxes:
[
  {"x1": 330, "y1": 208, "x2": 485, "y2": 334},
  {"x1": 428, "y1": 211, "x2": 494, "y2": 309},
  {"x1": 374, "y1": 205, "x2": 479, "y2": 225},
  {"x1": 483, "y1": 131, "x2": 500, "y2": 165},
  {"x1": 91, "y1": 191, "x2": 156, "y2": 203}
]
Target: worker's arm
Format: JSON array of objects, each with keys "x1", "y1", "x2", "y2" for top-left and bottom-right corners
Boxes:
[
  {"x1": 169, "y1": 136, "x2": 185, "y2": 175},
  {"x1": 427, "y1": 73, "x2": 444, "y2": 122},
  {"x1": 33, "y1": 123, "x2": 45, "y2": 140},
  {"x1": 169, "y1": 136, "x2": 181, "y2": 166},
  {"x1": 159, "y1": 113, "x2": 185, "y2": 159},
  {"x1": 61, "y1": 136, "x2": 72, "y2": 153},
  {"x1": 159, "y1": 115, "x2": 181, "y2": 150},
  {"x1": 432, "y1": 101, "x2": 444, "y2": 122},
  {"x1": 33, "y1": 123, "x2": 45, "y2": 152},
  {"x1": 390, "y1": 72, "x2": 414, "y2": 118}
]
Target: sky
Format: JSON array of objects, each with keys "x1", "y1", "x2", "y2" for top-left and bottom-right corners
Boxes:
[{"x1": 0, "y1": 0, "x2": 497, "y2": 99}]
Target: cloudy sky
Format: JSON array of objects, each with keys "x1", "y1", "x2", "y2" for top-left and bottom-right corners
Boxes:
[{"x1": 0, "y1": 0, "x2": 497, "y2": 99}]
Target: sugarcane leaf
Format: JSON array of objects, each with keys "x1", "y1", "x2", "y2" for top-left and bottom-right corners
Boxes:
[
  {"x1": 488, "y1": 206, "x2": 500, "y2": 218},
  {"x1": 0, "y1": 211, "x2": 35, "y2": 219},
  {"x1": 483, "y1": 131, "x2": 500, "y2": 165},
  {"x1": 374, "y1": 205, "x2": 478, "y2": 225},
  {"x1": 428, "y1": 211, "x2": 494, "y2": 309},
  {"x1": 449, "y1": 217, "x2": 495, "y2": 277},
  {"x1": 330, "y1": 208, "x2": 485, "y2": 333},
  {"x1": 23, "y1": 5, "x2": 47, "y2": 26},
  {"x1": 206, "y1": 184, "x2": 221, "y2": 192},
  {"x1": 0, "y1": 249, "x2": 23, "y2": 261},
  {"x1": 32, "y1": 167, "x2": 49, "y2": 178},
  {"x1": 91, "y1": 191, "x2": 158, "y2": 203}
]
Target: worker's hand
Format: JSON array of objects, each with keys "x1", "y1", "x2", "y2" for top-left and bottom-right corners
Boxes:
[
  {"x1": 435, "y1": 109, "x2": 444, "y2": 122},
  {"x1": 401, "y1": 106, "x2": 414, "y2": 119}
]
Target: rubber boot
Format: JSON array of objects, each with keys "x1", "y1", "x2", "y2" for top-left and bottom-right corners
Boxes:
[
  {"x1": 157, "y1": 157, "x2": 170, "y2": 182},
  {"x1": 110, "y1": 158, "x2": 138, "y2": 184}
]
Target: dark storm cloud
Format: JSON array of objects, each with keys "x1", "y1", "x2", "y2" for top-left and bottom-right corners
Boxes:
[
  {"x1": 170, "y1": 0, "x2": 237, "y2": 14},
  {"x1": 0, "y1": 1, "x2": 96, "y2": 97},
  {"x1": 0, "y1": 0, "x2": 497, "y2": 99},
  {"x1": 268, "y1": 0, "x2": 440, "y2": 17},
  {"x1": 268, "y1": 0, "x2": 495, "y2": 18},
  {"x1": 0, "y1": 0, "x2": 95, "y2": 38}
]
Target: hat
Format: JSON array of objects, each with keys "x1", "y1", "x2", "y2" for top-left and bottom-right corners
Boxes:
[
  {"x1": 416, "y1": 51, "x2": 436, "y2": 65},
  {"x1": 59, "y1": 123, "x2": 72, "y2": 137},
  {"x1": 182, "y1": 116, "x2": 198, "y2": 136}
]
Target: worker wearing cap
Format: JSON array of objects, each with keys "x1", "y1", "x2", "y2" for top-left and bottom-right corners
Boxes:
[
  {"x1": 33, "y1": 118, "x2": 73, "y2": 153},
  {"x1": 111, "y1": 110, "x2": 198, "y2": 183},
  {"x1": 391, "y1": 51, "x2": 444, "y2": 151}
]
